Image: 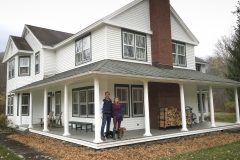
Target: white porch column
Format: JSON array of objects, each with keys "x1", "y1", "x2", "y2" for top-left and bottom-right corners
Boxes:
[
  {"x1": 200, "y1": 89, "x2": 205, "y2": 122},
  {"x1": 143, "y1": 80, "x2": 152, "y2": 136},
  {"x1": 93, "y1": 77, "x2": 102, "y2": 143},
  {"x1": 19, "y1": 93, "x2": 22, "y2": 126},
  {"x1": 63, "y1": 83, "x2": 71, "y2": 136},
  {"x1": 179, "y1": 83, "x2": 188, "y2": 131},
  {"x1": 234, "y1": 87, "x2": 240, "y2": 123},
  {"x1": 43, "y1": 88, "x2": 49, "y2": 132},
  {"x1": 209, "y1": 85, "x2": 216, "y2": 127},
  {"x1": 28, "y1": 91, "x2": 33, "y2": 128}
]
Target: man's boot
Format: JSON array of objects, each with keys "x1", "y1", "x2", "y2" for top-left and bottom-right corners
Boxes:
[
  {"x1": 113, "y1": 128, "x2": 116, "y2": 140},
  {"x1": 118, "y1": 128, "x2": 121, "y2": 139}
]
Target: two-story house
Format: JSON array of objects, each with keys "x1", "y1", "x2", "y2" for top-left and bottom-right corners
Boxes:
[{"x1": 2, "y1": 0, "x2": 240, "y2": 149}]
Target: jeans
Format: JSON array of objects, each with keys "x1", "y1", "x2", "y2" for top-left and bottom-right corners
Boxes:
[{"x1": 101, "y1": 114, "x2": 112, "y2": 137}]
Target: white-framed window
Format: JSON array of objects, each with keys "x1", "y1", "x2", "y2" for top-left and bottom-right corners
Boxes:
[
  {"x1": 8, "y1": 58, "x2": 15, "y2": 79},
  {"x1": 72, "y1": 87, "x2": 94, "y2": 117},
  {"x1": 132, "y1": 87, "x2": 144, "y2": 117},
  {"x1": 75, "y1": 35, "x2": 91, "y2": 65},
  {"x1": 35, "y1": 52, "x2": 40, "y2": 74},
  {"x1": 19, "y1": 57, "x2": 30, "y2": 76},
  {"x1": 122, "y1": 30, "x2": 146, "y2": 61},
  {"x1": 22, "y1": 94, "x2": 29, "y2": 115},
  {"x1": 172, "y1": 42, "x2": 186, "y2": 66},
  {"x1": 116, "y1": 86, "x2": 129, "y2": 117},
  {"x1": 55, "y1": 92, "x2": 61, "y2": 116},
  {"x1": 7, "y1": 96, "x2": 14, "y2": 115}
]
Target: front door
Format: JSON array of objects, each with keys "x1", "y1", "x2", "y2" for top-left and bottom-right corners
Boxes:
[{"x1": 48, "y1": 93, "x2": 52, "y2": 115}]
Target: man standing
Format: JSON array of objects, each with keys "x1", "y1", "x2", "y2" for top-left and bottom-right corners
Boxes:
[{"x1": 100, "y1": 91, "x2": 113, "y2": 141}]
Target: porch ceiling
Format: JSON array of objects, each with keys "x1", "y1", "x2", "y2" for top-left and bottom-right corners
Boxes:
[{"x1": 12, "y1": 59, "x2": 240, "y2": 92}]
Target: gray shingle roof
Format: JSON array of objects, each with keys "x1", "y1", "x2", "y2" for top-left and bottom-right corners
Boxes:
[
  {"x1": 11, "y1": 36, "x2": 33, "y2": 51},
  {"x1": 13, "y1": 59, "x2": 240, "y2": 92},
  {"x1": 26, "y1": 25, "x2": 74, "y2": 46},
  {"x1": 195, "y1": 57, "x2": 207, "y2": 64}
]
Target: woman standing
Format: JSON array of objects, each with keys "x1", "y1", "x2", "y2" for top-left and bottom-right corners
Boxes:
[{"x1": 112, "y1": 97, "x2": 125, "y2": 140}]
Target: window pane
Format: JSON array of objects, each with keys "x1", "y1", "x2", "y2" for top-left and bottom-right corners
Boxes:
[
  {"x1": 133, "y1": 89, "x2": 143, "y2": 101},
  {"x1": 8, "y1": 106, "x2": 11, "y2": 114},
  {"x1": 20, "y1": 58, "x2": 29, "y2": 66},
  {"x1": 88, "y1": 90, "x2": 94, "y2": 102},
  {"x1": 20, "y1": 67, "x2": 29, "y2": 74},
  {"x1": 121, "y1": 103, "x2": 128, "y2": 116},
  {"x1": 22, "y1": 105, "x2": 28, "y2": 115},
  {"x1": 136, "y1": 48, "x2": 145, "y2": 59},
  {"x1": 80, "y1": 91, "x2": 87, "y2": 103},
  {"x1": 117, "y1": 88, "x2": 128, "y2": 102},
  {"x1": 83, "y1": 36, "x2": 90, "y2": 50},
  {"x1": 88, "y1": 104, "x2": 94, "y2": 116},
  {"x1": 76, "y1": 40, "x2": 83, "y2": 53},
  {"x1": 124, "y1": 46, "x2": 134, "y2": 57},
  {"x1": 11, "y1": 106, "x2": 13, "y2": 114},
  {"x1": 133, "y1": 103, "x2": 143, "y2": 115},
  {"x1": 177, "y1": 45, "x2": 185, "y2": 55},
  {"x1": 22, "y1": 95, "x2": 29, "y2": 105},
  {"x1": 56, "y1": 105, "x2": 60, "y2": 115},
  {"x1": 56, "y1": 93, "x2": 61, "y2": 105},
  {"x1": 8, "y1": 98, "x2": 10, "y2": 105},
  {"x1": 136, "y1": 35, "x2": 145, "y2": 48},
  {"x1": 172, "y1": 54, "x2": 177, "y2": 64},
  {"x1": 172, "y1": 43, "x2": 176, "y2": 53},
  {"x1": 11, "y1": 97, "x2": 13, "y2": 105},
  {"x1": 73, "y1": 92, "x2": 79, "y2": 103},
  {"x1": 178, "y1": 55, "x2": 186, "y2": 65},
  {"x1": 83, "y1": 48, "x2": 91, "y2": 60},
  {"x1": 124, "y1": 33, "x2": 133, "y2": 45},
  {"x1": 73, "y1": 104, "x2": 79, "y2": 115},
  {"x1": 80, "y1": 105, "x2": 87, "y2": 115},
  {"x1": 35, "y1": 54, "x2": 39, "y2": 64}
]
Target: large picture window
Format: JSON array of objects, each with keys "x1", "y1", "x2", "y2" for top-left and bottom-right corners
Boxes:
[
  {"x1": 72, "y1": 87, "x2": 94, "y2": 117},
  {"x1": 35, "y1": 52, "x2": 40, "y2": 74},
  {"x1": 8, "y1": 58, "x2": 15, "y2": 79},
  {"x1": 19, "y1": 57, "x2": 30, "y2": 76},
  {"x1": 75, "y1": 35, "x2": 91, "y2": 65},
  {"x1": 122, "y1": 30, "x2": 146, "y2": 61},
  {"x1": 115, "y1": 85, "x2": 129, "y2": 117},
  {"x1": 132, "y1": 86, "x2": 144, "y2": 117},
  {"x1": 7, "y1": 96, "x2": 14, "y2": 115},
  {"x1": 22, "y1": 94, "x2": 29, "y2": 115},
  {"x1": 55, "y1": 92, "x2": 61, "y2": 116},
  {"x1": 172, "y1": 42, "x2": 186, "y2": 66}
]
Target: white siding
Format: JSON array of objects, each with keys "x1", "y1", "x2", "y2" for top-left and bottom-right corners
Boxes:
[
  {"x1": 43, "y1": 49, "x2": 56, "y2": 76},
  {"x1": 173, "y1": 44, "x2": 195, "y2": 70},
  {"x1": 107, "y1": 25, "x2": 152, "y2": 64},
  {"x1": 171, "y1": 13, "x2": 193, "y2": 43},
  {"x1": 5, "y1": 40, "x2": 18, "y2": 60},
  {"x1": 184, "y1": 84, "x2": 199, "y2": 123},
  {"x1": 109, "y1": 0, "x2": 150, "y2": 32},
  {"x1": 55, "y1": 26, "x2": 106, "y2": 73}
]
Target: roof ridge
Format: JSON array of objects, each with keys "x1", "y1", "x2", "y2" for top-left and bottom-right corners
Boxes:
[{"x1": 26, "y1": 24, "x2": 74, "y2": 35}]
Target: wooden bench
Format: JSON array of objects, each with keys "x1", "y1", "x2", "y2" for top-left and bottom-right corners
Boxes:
[{"x1": 69, "y1": 121, "x2": 93, "y2": 132}]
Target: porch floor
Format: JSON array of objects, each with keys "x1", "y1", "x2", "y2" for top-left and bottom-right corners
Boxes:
[{"x1": 22, "y1": 122, "x2": 239, "y2": 144}]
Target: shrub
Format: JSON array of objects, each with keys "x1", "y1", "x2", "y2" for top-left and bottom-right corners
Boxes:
[
  {"x1": 225, "y1": 101, "x2": 236, "y2": 112},
  {"x1": 0, "y1": 114, "x2": 7, "y2": 130}
]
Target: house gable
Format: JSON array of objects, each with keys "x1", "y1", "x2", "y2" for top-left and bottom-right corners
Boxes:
[
  {"x1": 108, "y1": 0, "x2": 150, "y2": 33},
  {"x1": 170, "y1": 6, "x2": 199, "y2": 45}
]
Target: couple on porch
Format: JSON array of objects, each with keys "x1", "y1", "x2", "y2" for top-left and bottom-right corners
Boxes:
[{"x1": 100, "y1": 91, "x2": 125, "y2": 141}]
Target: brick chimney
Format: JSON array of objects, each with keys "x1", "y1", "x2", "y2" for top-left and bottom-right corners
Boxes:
[{"x1": 149, "y1": 0, "x2": 173, "y2": 69}]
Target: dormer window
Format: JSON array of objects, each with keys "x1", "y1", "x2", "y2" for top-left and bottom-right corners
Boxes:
[
  {"x1": 172, "y1": 42, "x2": 186, "y2": 66},
  {"x1": 196, "y1": 64, "x2": 201, "y2": 72},
  {"x1": 122, "y1": 30, "x2": 146, "y2": 61},
  {"x1": 19, "y1": 56, "x2": 30, "y2": 76},
  {"x1": 75, "y1": 35, "x2": 91, "y2": 65},
  {"x1": 35, "y1": 52, "x2": 40, "y2": 74}
]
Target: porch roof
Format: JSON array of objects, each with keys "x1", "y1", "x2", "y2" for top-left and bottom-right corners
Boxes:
[{"x1": 13, "y1": 59, "x2": 240, "y2": 92}]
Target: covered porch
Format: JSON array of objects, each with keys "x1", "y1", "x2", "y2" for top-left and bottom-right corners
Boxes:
[{"x1": 10, "y1": 60, "x2": 240, "y2": 148}]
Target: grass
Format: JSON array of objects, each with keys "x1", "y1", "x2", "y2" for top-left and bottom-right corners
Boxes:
[
  {"x1": 214, "y1": 112, "x2": 236, "y2": 123},
  {"x1": 0, "y1": 144, "x2": 22, "y2": 160},
  {"x1": 160, "y1": 140, "x2": 240, "y2": 160}
]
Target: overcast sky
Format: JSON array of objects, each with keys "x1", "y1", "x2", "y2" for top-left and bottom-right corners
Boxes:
[{"x1": 0, "y1": 0, "x2": 238, "y2": 59}]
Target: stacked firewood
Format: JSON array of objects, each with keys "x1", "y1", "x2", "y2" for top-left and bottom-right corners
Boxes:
[{"x1": 159, "y1": 107, "x2": 191, "y2": 129}]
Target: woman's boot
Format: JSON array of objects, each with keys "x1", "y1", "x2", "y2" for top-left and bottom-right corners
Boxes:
[
  {"x1": 113, "y1": 128, "x2": 116, "y2": 140},
  {"x1": 118, "y1": 128, "x2": 121, "y2": 139}
]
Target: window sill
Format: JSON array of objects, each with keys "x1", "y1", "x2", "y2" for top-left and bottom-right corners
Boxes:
[
  {"x1": 123, "y1": 57, "x2": 147, "y2": 62},
  {"x1": 19, "y1": 74, "x2": 30, "y2": 77},
  {"x1": 132, "y1": 115, "x2": 144, "y2": 117},
  {"x1": 75, "y1": 59, "x2": 92, "y2": 66},
  {"x1": 7, "y1": 114, "x2": 14, "y2": 116}
]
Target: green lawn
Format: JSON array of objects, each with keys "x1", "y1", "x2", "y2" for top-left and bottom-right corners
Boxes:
[
  {"x1": 160, "y1": 140, "x2": 240, "y2": 160},
  {"x1": 0, "y1": 144, "x2": 22, "y2": 160},
  {"x1": 214, "y1": 112, "x2": 236, "y2": 123}
]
